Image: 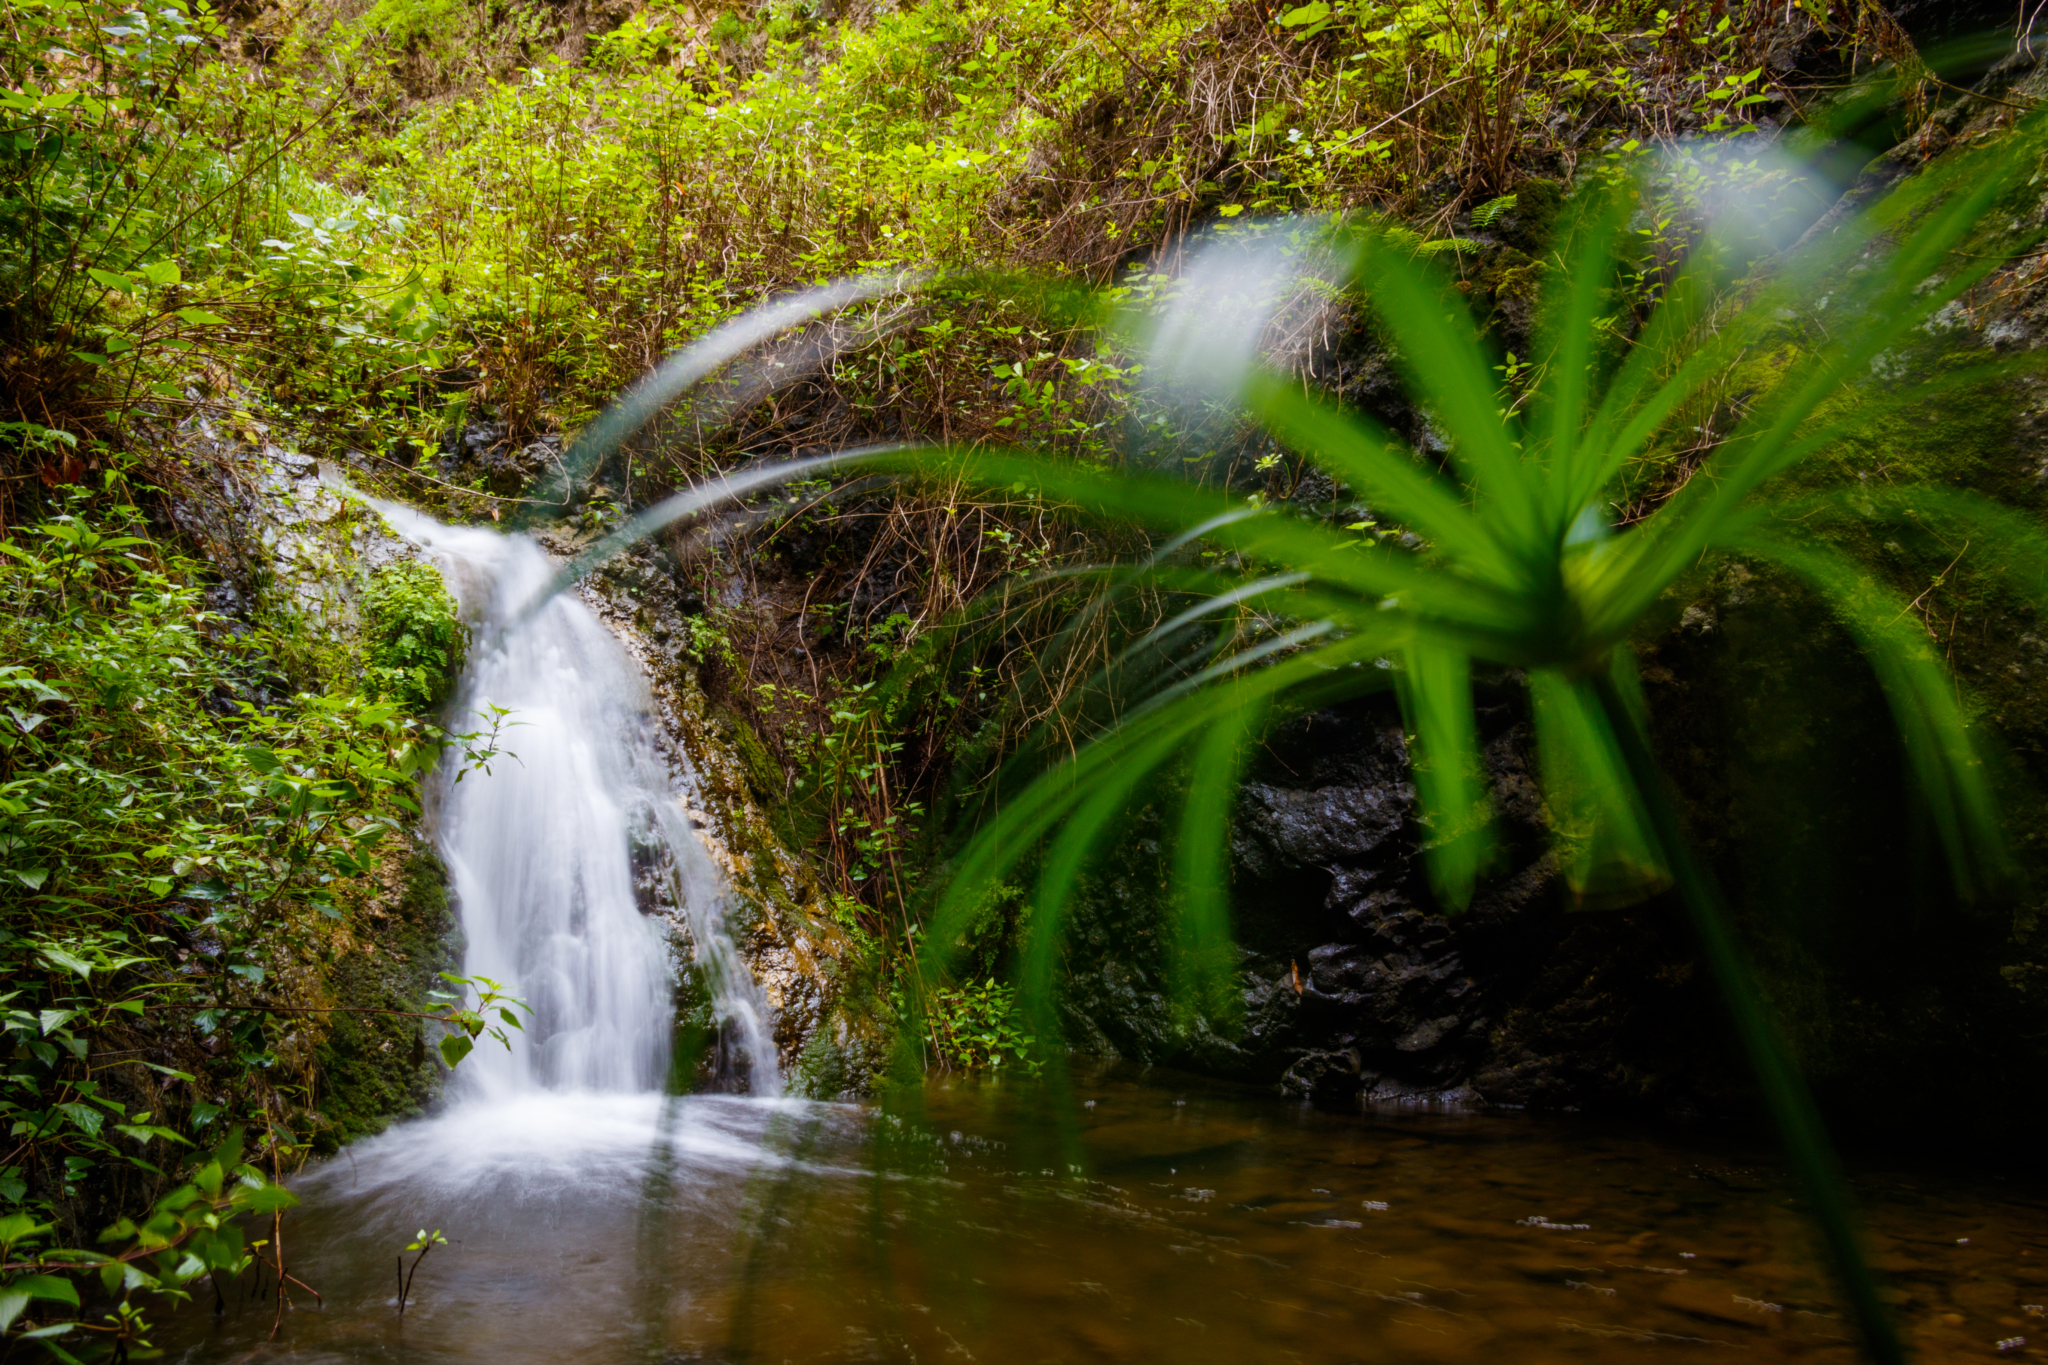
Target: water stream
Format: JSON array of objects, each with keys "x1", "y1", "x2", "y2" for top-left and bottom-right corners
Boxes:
[
  {"x1": 370, "y1": 502, "x2": 780, "y2": 1099},
  {"x1": 158, "y1": 507, "x2": 2046, "y2": 1363}
]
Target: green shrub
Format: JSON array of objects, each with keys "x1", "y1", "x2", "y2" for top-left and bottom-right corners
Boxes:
[
  {"x1": 360, "y1": 561, "x2": 466, "y2": 714},
  {"x1": 924, "y1": 978, "x2": 1039, "y2": 1075}
]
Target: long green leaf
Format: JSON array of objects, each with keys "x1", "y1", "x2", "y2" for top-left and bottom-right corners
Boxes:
[
  {"x1": 1808, "y1": 483, "x2": 2048, "y2": 610},
  {"x1": 1586, "y1": 672, "x2": 1904, "y2": 1365},
  {"x1": 1728, "y1": 528, "x2": 2008, "y2": 896},
  {"x1": 1536, "y1": 184, "x2": 1631, "y2": 529},
  {"x1": 1392, "y1": 643, "x2": 1490, "y2": 909},
  {"x1": 531, "y1": 273, "x2": 923, "y2": 513},
  {"x1": 1246, "y1": 370, "x2": 1525, "y2": 587},
  {"x1": 1528, "y1": 662, "x2": 1667, "y2": 908},
  {"x1": 1169, "y1": 692, "x2": 1266, "y2": 1023},
  {"x1": 1345, "y1": 233, "x2": 1542, "y2": 550}
]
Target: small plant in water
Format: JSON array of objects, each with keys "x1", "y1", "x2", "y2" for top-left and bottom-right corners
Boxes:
[{"x1": 395, "y1": 1228, "x2": 446, "y2": 1316}]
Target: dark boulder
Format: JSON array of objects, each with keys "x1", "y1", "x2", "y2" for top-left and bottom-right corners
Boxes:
[{"x1": 1061, "y1": 690, "x2": 1732, "y2": 1118}]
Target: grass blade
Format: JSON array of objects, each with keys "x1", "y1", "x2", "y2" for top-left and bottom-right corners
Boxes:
[
  {"x1": 1169, "y1": 691, "x2": 1266, "y2": 1024},
  {"x1": 1346, "y1": 232, "x2": 1542, "y2": 549},
  {"x1": 1529, "y1": 663, "x2": 1666, "y2": 907}
]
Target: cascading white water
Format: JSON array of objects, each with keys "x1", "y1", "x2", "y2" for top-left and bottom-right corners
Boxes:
[{"x1": 370, "y1": 501, "x2": 781, "y2": 1099}]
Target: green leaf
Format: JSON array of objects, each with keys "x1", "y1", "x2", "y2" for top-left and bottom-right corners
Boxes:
[
  {"x1": 38, "y1": 946, "x2": 89, "y2": 978},
  {"x1": 438, "y1": 1033, "x2": 474, "y2": 1068},
  {"x1": 1395, "y1": 643, "x2": 1492, "y2": 909},
  {"x1": 239, "y1": 1183, "x2": 298, "y2": 1215},
  {"x1": 0, "y1": 1275, "x2": 77, "y2": 1334},
  {"x1": 1529, "y1": 664, "x2": 1667, "y2": 908},
  {"x1": 14, "y1": 868, "x2": 48, "y2": 891},
  {"x1": 18, "y1": 1322, "x2": 86, "y2": 1363},
  {"x1": 1275, "y1": 1, "x2": 1329, "y2": 25},
  {"x1": 175, "y1": 307, "x2": 228, "y2": 326},
  {"x1": 54, "y1": 1103, "x2": 103, "y2": 1137},
  {"x1": 14, "y1": 1277, "x2": 76, "y2": 1307},
  {"x1": 1729, "y1": 529, "x2": 2007, "y2": 895},
  {"x1": 1169, "y1": 697, "x2": 1263, "y2": 1024},
  {"x1": 1340, "y1": 232, "x2": 1541, "y2": 548},
  {"x1": 0, "y1": 1214, "x2": 50, "y2": 1251},
  {"x1": 1245, "y1": 371, "x2": 1521, "y2": 589}
]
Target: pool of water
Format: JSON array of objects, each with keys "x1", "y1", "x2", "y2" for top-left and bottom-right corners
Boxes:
[{"x1": 162, "y1": 1067, "x2": 2047, "y2": 1363}]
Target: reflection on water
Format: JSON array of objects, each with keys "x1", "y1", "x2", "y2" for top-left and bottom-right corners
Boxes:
[{"x1": 165, "y1": 1068, "x2": 2045, "y2": 1364}]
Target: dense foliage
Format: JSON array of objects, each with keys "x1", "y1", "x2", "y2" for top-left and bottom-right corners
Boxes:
[
  {"x1": 361, "y1": 561, "x2": 467, "y2": 713},
  {"x1": 0, "y1": 476, "x2": 497, "y2": 1353}
]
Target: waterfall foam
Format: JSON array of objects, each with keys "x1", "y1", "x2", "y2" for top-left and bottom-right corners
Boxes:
[{"x1": 370, "y1": 500, "x2": 781, "y2": 1099}]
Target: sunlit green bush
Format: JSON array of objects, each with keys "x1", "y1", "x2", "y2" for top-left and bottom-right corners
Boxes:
[{"x1": 361, "y1": 560, "x2": 466, "y2": 714}]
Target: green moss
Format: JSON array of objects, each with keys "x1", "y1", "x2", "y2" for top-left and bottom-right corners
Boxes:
[
  {"x1": 713, "y1": 703, "x2": 785, "y2": 805},
  {"x1": 310, "y1": 842, "x2": 458, "y2": 1149},
  {"x1": 667, "y1": 959, "x2": 720, "y2": 1093},
  {"x1": 788, "y1": 979, "x2": 894, "y2": 1100}
]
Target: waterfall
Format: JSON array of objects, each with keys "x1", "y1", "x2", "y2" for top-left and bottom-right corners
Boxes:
[{"x1": 372, "y1": 502, "x2": 781, "y2": 1099}]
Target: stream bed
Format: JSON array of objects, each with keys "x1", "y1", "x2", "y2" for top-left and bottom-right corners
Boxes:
[{"x1": 165, "y1": 1067, "x2": 2045, "y2": 1364}]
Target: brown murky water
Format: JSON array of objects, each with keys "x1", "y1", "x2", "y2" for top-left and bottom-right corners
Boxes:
[{"x1": 163, "y1": 1067, "x2": 2046, "y2": 1363}]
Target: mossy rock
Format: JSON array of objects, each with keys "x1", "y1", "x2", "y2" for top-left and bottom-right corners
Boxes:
[
  {"x1": 1491, "y1": 178, "x2": 1562, "y2": 254},
  {"x1": 713, "y1": 702, "x2": 784, "y2": 805},
  {"x1": 310, "y1": 842, "x2": 459, "y2": 1149}
]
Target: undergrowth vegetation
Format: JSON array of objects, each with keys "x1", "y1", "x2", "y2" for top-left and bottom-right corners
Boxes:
[
  {"x1": 360, "y1": 560, "x2": 467, "y2": 713},
  {"x1": 0, "y1": 470, "x2": 505, "y2": 1354}
]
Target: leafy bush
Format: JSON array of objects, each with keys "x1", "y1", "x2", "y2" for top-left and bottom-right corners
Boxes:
[
  {"x1": 923, "y1": 978, "x2": 1040, "y2": 1075},
  {"x1": 360, "y1": 560, "x2": 466, "y2": 715}
]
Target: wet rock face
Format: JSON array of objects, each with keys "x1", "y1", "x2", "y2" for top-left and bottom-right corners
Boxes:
[
  {"x1": 564, "y1": 535, "x2": 865, "y2": 1089},
  {"x1": 1062, "y1": 692, "x2": 1727, "y2": 1116},
  {"x1": 1231, "y1": 705, "x2": 1498, "y2": 1107}
]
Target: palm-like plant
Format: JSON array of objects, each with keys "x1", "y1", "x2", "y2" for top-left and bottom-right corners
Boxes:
[{"x1": 539, "y1": 109, "x2": 2048, "y2": 1363}]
